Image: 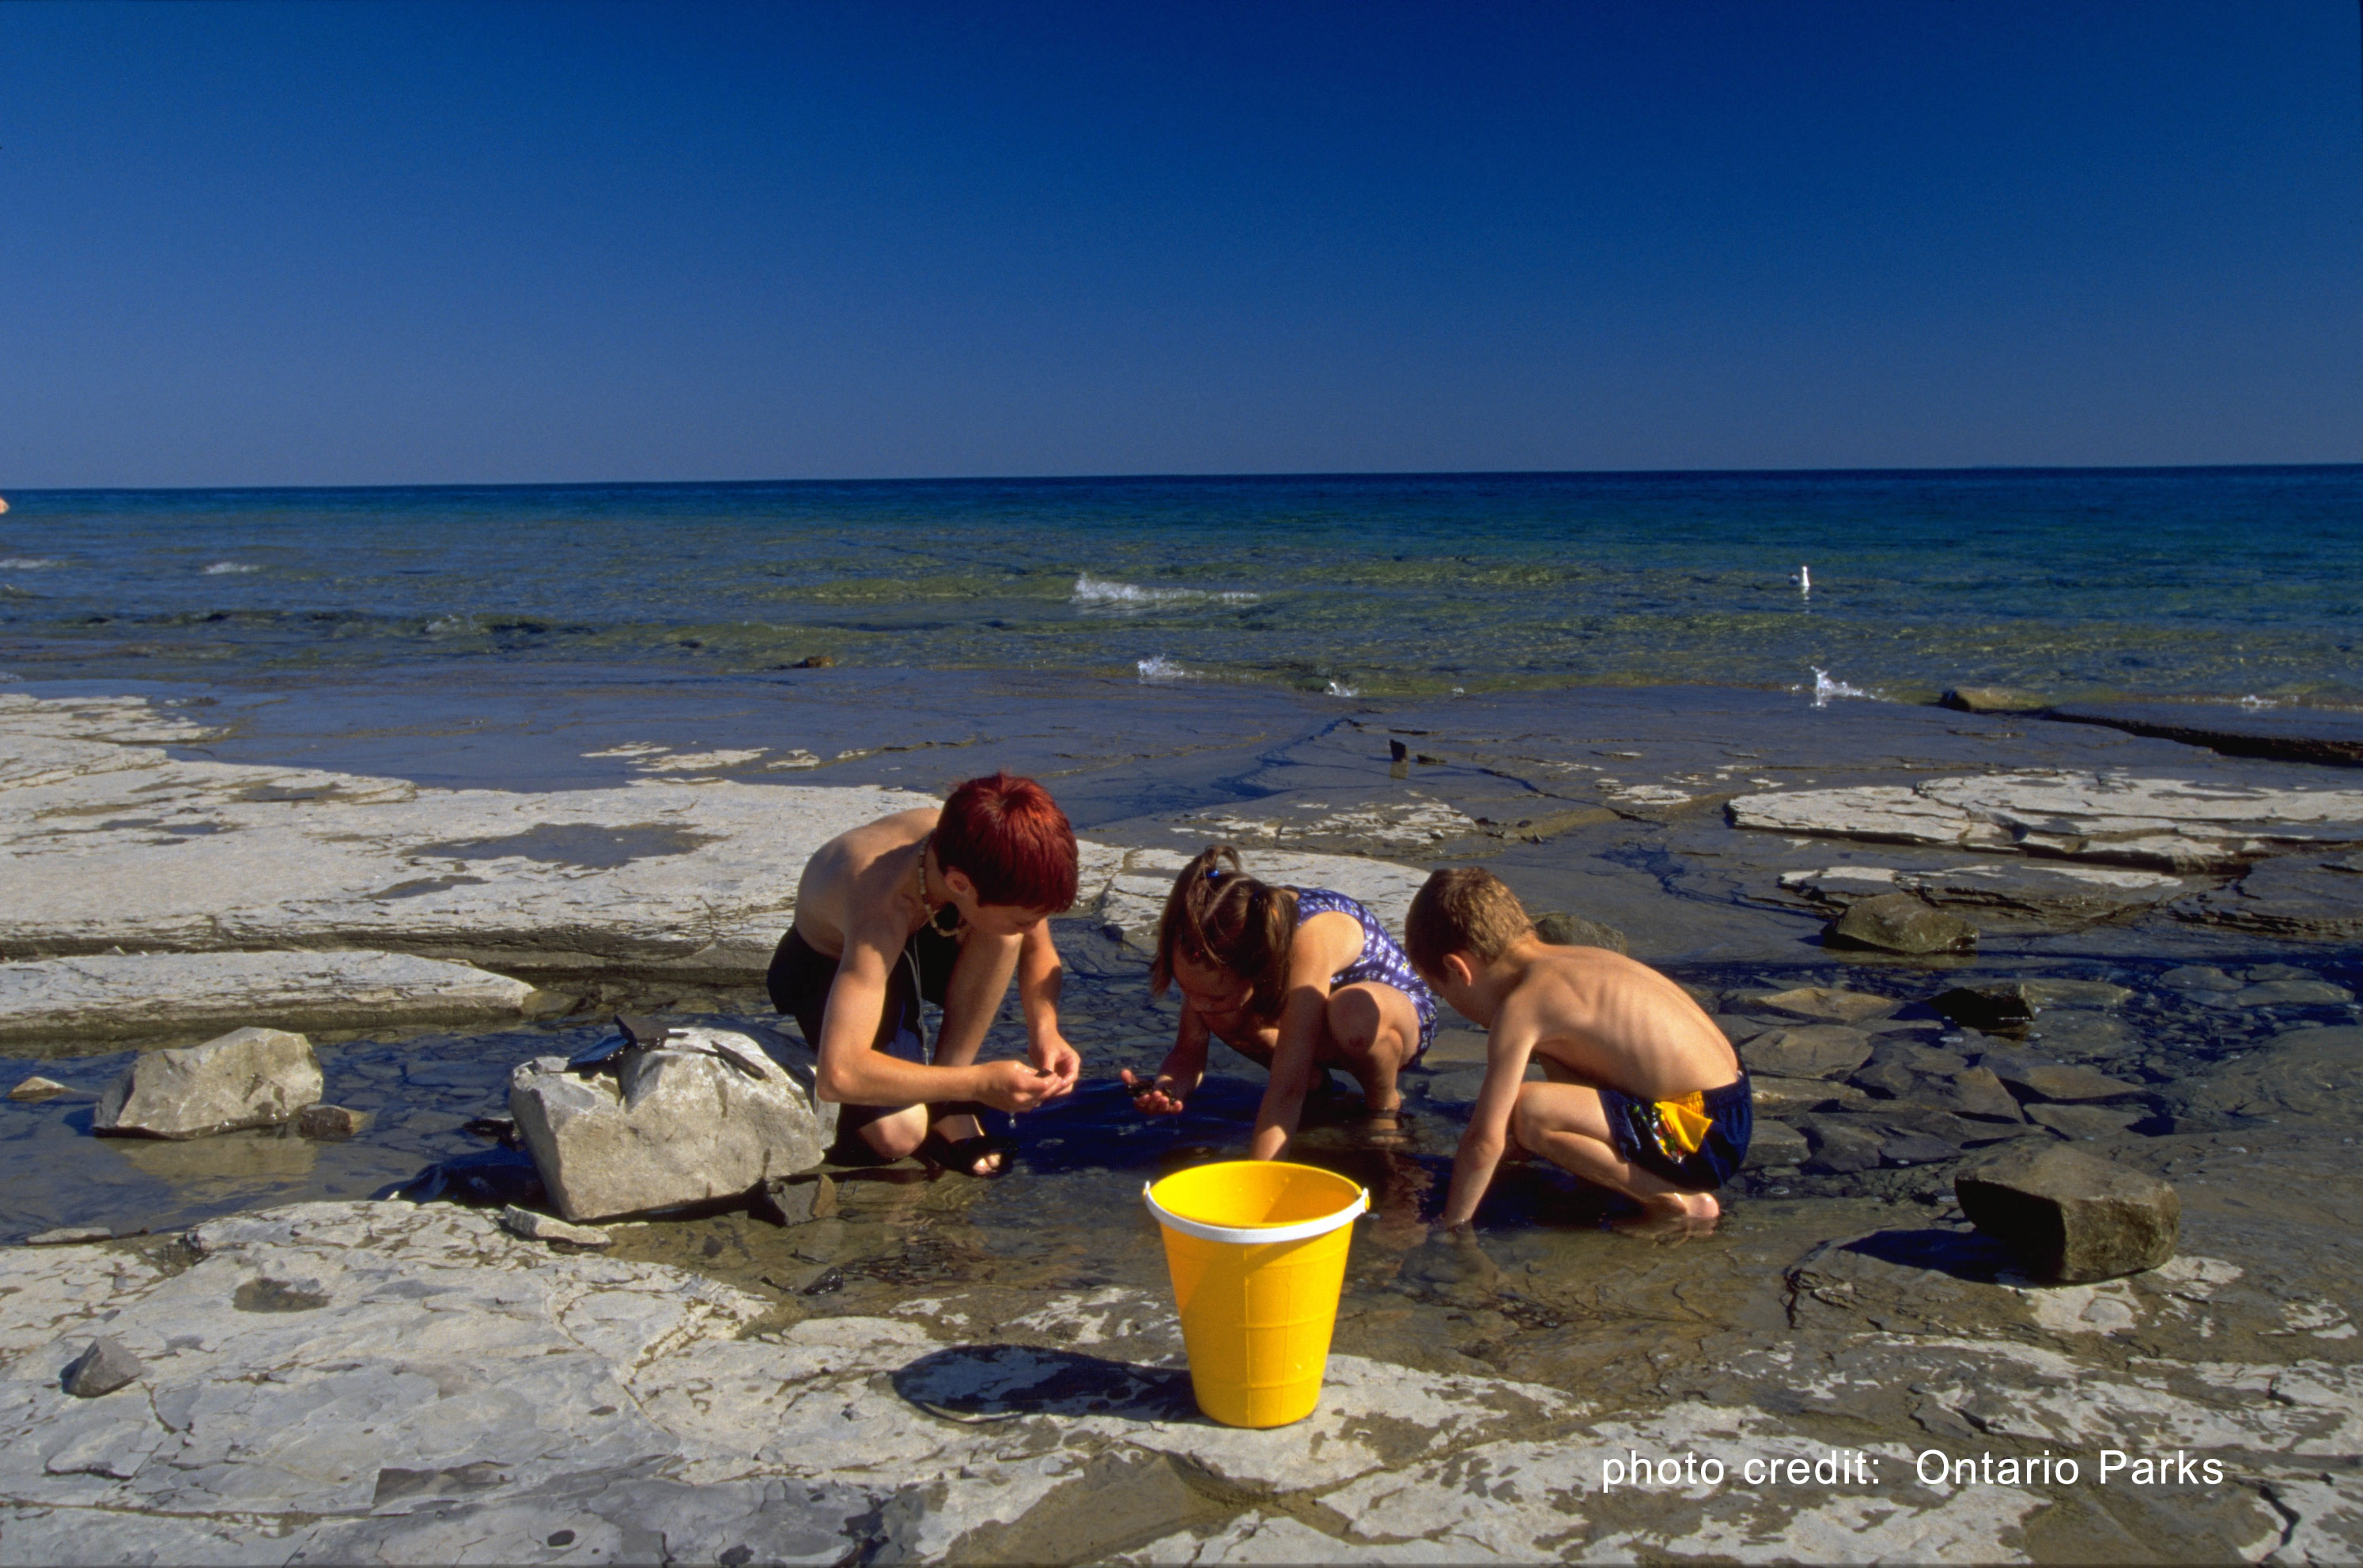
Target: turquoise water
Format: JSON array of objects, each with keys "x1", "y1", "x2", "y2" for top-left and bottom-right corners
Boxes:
[{"x1": 2, "y1": 467, "x2": 2357, "y2": 702}]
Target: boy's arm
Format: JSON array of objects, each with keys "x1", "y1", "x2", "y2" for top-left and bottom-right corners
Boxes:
[
  {"x1": 1439, "y1": 1011, "x2": 1541, "y2": 1229},
  {"x1": 1125, "y1": 1002, "x2": 1209, "y2": 1115},
  {"x1": 1016, "y1": 921, "x2": 1080, "y2": 1091},
  {"x1": 1246, "y1": 913, "x2": 1363, "y2": 1161}
]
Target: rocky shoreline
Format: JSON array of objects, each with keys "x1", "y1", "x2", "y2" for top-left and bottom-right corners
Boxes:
[{"x1": 4, "y1": 682, "x2": 2361, "y2": 1562}]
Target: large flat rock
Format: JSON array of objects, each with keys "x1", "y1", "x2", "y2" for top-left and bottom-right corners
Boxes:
[
  {"x1": 0, "y1": 950, "x2": 536, "y2": 1045},
  {"x1": 1733, "y1": 769, "x2": 2363, "y2": 871},
  {"x1": 2043, "y1": 699, "x2": 2363, "y2": 769},
  {"x1": 0, "y1": 693, "x2": 1423, "y2": 988}
]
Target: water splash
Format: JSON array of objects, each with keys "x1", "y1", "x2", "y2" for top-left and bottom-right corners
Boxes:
[
  {"x1": 1136, "y1": 656, "x2": 1189, "y2": 683},
  {"x1": 1074, "y1": 572, "x2": 1257, "y2": 610},
  {"x1": 1809, "y1": 667, "x2": 1875, "y2": 708},
  {"x1": 202, "y1": 561, "x2": 262, "y2": 576}
]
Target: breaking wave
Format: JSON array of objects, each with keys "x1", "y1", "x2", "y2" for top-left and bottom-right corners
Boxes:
[
  {"x1": 1136, "y1": 655, "x2": 1191, "y2": 682},
  {"x1": 202, "y1": 561, "x2": 262, "y2": 575},
  {"x1": 1807, "y1": 667, "x2": 1880, "y2": 708},
  {"x1": 1072, "y1": 572, "x2": 1257, "y2": 610},
  {"x1": 0, "y1": 558, "x2": 62, "y2": 569}
]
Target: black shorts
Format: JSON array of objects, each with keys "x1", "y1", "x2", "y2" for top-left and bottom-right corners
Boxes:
[
  {"x1": 767, "y1": 922, "x2": 965, "y2": 1147},
  {"x1": 1601, "y1": 1075, "x2": 1752, "y2": 1191}
]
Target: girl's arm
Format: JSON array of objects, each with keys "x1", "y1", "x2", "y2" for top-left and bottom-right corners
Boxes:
[
  {"x1": 1246, "y1": 911, "x2": 1363, "y2": 1161},
  {"x1": 1125, "y1": 1001, "x2": 1209, "y2": 1115}
]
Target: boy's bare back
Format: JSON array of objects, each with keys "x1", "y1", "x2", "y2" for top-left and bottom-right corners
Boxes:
[
  {"x1": 791, "y1": 807, "x2": 936, "y2": 958},
  {"x1": 1499, "y1": 944, "x2": 1738, "y2": 1101}
]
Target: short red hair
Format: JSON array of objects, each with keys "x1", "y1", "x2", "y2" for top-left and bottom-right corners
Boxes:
[{"x1": 934, "y1": 772, "x2": 1078, "y2": 912}]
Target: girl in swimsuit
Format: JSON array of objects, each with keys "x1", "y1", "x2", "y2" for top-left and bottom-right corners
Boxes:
[{"x1": 1125, "y1": 844, "x2": 1439, "y2": 1161}]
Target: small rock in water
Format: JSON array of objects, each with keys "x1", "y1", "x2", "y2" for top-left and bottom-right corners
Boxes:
[
  {"x1": 6, "y1": 1075, "x2": 70, "y2": 1102},
  {"x1": 1980, "y1": 1054, "x2": 2144, "y2": 1104},
  {"x1": 1532, "y1": 911, "x2": 1629, "y2": 954},
  {"x1": 1940, "y1": 686, "x2": 2047, "y2": 713},
  {"x1": 93, "y1": 1026, "x2": 323, "y2": 1139},
  {"x1": 498, "y1": 1205, "x2": 613, "y2": 1247},
  {"x1": 1955, "y1": 1143, "x2": 2180, "y2": 1283},
  {"x1": 26, "y1": 1226, "x2": 112, "y2": 1246},
  {"x1": 1749, "y1": 1075, "x2": 1866, "y2": 1116},
  {"x1": 1745, "y1": 985, "x2": 1898, "y2": 1023},
  {"x1": 1939, "y1": 1065, "x2": 2028, "y2": 1123},
  {"x1": 752, "y1": 1172, "x2": 839, "y2": 1227},
  {"x1": 1927, "y1": 984, "x2": 2037, "y2": 1034},
  {"x1": 61, "y1": 1335, "x2": 142, "y2": 1397},
  {"x1": 2018, "y1": 978, "x2": 2134, "y2": 1010},
  {"x1": 1825, "y1": 893, "x2": 1976, "y2": 956},
  {"x1": 1742, "y1": 1026, "x2": 1874, "y2": 1080},
  {"x1": 296, "y1": 1104, "x2": 367, "y2": 1140},
  {"x1": 2160, "y1": 965, "x2": 2242, "y2": 992},
  {"x1": 1802, "y1": 1116, "x2": 1885, "y2": 1174},
  {"x1": 1879, "y1": 1132, "x2": 1960, "y2": 1167},
  {"x1": 2025, "y1": 1103, "x2": 2143, "y2": 1139}
]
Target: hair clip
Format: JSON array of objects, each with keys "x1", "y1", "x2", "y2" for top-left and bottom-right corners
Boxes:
[{"x1": 1205, "y1": 867, "x2": 1223, "y2": 881}]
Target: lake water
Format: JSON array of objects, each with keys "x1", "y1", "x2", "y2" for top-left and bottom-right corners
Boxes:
[{"x1": 5, "y1": 467, "x2": 2358, "y2": 705}]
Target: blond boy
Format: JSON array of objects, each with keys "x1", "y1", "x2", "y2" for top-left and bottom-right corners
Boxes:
[{"x1": 1405, "y1": 868, "x2": 1749, "y2": 1234}]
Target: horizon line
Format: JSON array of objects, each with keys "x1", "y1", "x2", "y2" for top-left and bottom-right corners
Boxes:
[{"x1": 11, "y1": 459, "x2": 2362, "y2": 497}]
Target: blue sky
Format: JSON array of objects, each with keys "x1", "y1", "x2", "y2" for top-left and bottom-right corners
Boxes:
[{"x1": 3, "y1": 1, "x2": 2358, "y2": 485}]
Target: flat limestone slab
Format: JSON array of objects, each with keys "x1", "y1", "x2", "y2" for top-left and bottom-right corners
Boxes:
[
  {"x1": 0, "y1": 950, "x2": 537, "y2": 1045},
  {"x1": 0, "y1": 694, "x2": 1423, "y2": 988},
  {"x1": 1733, "y1": 769, "x2": 2363, "y2": 871}
]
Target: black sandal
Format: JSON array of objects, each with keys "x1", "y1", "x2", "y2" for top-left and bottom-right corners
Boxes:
[{"x1": 919, "y1": 1130, "x2": 1017, "y2": 1177}]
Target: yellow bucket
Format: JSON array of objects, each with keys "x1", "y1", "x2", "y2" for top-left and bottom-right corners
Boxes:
[{"x1": 1144, "y1": 1160, "x2": 1368, "y2": 1428}]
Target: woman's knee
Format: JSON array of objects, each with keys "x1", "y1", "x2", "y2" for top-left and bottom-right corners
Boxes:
[{"x1": 860, "y1": 1108, "x2": 928, "y2": 1161}]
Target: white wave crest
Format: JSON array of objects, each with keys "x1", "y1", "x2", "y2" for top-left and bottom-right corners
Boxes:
[
  {"x1": 0, "y1": 558, "x2": 62, "y2": 569},
  {"x1": 1073, "y1": 572, "x2": 1257, "y2": 610},
  {"x1": 1808, "y1": 667, "x2": 1878, "y2": 708},
  {"x1": 1136, "y1": 655, "x2": 1190, "y2": 683},
  {"x1": 203, "y1": 561, "x2": 261, "y2": 575},
  {"x1": 1325, "y1": 679, "x2": 1360, "y2": 698},
  {"x1": 423, "y1": 614, "x2": 476, "y2": 636}
]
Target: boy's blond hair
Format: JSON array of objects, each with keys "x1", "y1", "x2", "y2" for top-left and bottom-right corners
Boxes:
[{"x1": 1405, "y1": 867, "x2": 1534, "y2": 975}]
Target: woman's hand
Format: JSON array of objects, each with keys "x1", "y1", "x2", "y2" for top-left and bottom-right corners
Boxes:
[{"x1": 1028, "y1": 1027, "x2": 1081, "y2": 1095}]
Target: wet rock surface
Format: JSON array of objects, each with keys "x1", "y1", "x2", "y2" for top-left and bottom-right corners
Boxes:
[
  {"x1": 0, "y1": 951, "x2": 537, "y2": 1045},
  {"x1": 5, "y1": 682, "x2": 2363, "y2": 1560}
]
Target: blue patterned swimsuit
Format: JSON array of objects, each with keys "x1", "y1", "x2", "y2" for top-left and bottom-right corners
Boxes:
[{"x1": 1290, "y1": 887, "x2": 1439, "y2": 1058}]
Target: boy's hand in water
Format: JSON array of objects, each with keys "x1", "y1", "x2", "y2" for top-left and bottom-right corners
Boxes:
[
  {"x1": 976, "y1": 1059, "x2": 1061, "y2": 1113},
  {"x1": 1029, "y1": 1029, "x2": 1082, "y2": 1096},
  {"x1": 1121, "y1": 1069, "x2": 1186, "y2": 1116}
]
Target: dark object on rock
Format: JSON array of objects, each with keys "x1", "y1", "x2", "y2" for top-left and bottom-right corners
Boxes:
[
  {"x1": 794, "y1": 653, "x2": 834, "y2": 668},
  {"x1": 1979, "y1": 1053, "x2": 2144, "y2": 1104},
  {"x1": 1743, "y1": 1026, "x2": 1874, "y2": 1081},
  {"x1": 753, "y1": 1172, "x2": 839, "y2": 1226},
  {"x1": 388, "y1": 1144, "x2": 547, "y2": 1210},
  {"x1": 1388, "y1": 739, "x2": 1409, "y2": 762},
  {"x1": 7, "y1": 1075, "x2": 70, "y2": 1103},
  {"x1": 1826, "y1": 894, "x2": 1976, "y2": 956},
  {"x1": 463, "y1": 1116, "x2": 519, "y2": 1143},
  {"x1": 1955, "y1": 1143, "x2": 2179, "y2": 1283},
  {"x1": 1531, "y1": 911, "x2": 1630, "y2": 954},
  {"x1": 27, "y1": 1226, "x2": 112, "y2": 1246},
  {"x1": 1928, "y1": 984, "x2": 2036, "y2": 1034},
  {"x1": 296, "y1": 1104, "x2": 367, "y2": 1140},
  {"x1": 62, "y1": 1335, "x2": 142, "y2": 1397},
  {"x1": 1940, "y1": 686, "x2": 2048, "y2": 714}
]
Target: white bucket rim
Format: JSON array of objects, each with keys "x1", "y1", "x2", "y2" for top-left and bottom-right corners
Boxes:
[{"x1": 1142, "y1": 1177, "x2": 1369, "y2": 1246}]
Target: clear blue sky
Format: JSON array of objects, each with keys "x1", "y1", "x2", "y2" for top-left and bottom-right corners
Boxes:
[{"x1": 4, "y1": 1, "x2": 2358, "y2": 486}]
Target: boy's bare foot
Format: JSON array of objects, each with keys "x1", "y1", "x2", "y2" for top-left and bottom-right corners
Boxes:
[{"x1": 1609, "y1": 1191, "x2": 1721, "y2": 1242}]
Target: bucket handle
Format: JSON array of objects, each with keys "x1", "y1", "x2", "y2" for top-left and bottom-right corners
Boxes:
[{"x1": 1142, "y1": 1181, "x2": 1369, "y2": 1246}]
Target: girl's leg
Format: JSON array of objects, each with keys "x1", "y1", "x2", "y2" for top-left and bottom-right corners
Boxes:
[
  {"x1": 1321, "y1": 982, "x2": 1423, "y2": 1116},
  {"x1": 1508, "y1": 1081, "x2": 1720, "y2": 1232}
]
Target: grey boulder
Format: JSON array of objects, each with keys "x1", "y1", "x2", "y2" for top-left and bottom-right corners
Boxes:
[
  {"x1": 93, "y1": 1026, "x2": 323, "y2": 1139},
  {"x1": 62, "y1": 1334, "x2": 143, "y2": 1397},
  {"x1": 1955, "y1": 1143, "x2": 2180, "y2": 1283},
  {"x1": 510, "y1": 1026, "x2": 837, "y2": 1222}
]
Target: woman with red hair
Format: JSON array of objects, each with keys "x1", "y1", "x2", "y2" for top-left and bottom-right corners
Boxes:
[{"x1": 769, "y1": 772, "x2": 1083, "y2": 1175}]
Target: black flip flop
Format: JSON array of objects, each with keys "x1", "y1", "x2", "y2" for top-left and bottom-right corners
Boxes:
[{"x1": 919, "y1": 1130, "x2": 1017, "y2": 1178}]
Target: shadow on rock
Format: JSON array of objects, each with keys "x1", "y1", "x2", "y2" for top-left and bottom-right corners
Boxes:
[{"x1": 893, "y1": 1344, "x2": 1197, "y2": 1425}]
